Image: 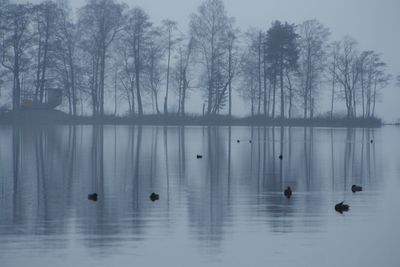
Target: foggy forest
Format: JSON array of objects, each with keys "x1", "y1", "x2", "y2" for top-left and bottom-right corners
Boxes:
[{"x1": 0, "y1": 0, "x2": 397, "y2": 123}]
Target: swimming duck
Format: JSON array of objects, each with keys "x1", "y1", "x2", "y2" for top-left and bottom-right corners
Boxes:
[
  {"x1": 196, "y1": 154, "x2": 203, "y2": 159},
  {"x1": 88, "y1": 193, "x2": 98, "y2": 202},
  {"x1": 278, "y1": 155, "x2": 283, "y2": 160},
  {"x1": 335, "y1": 201, "x2": 350, "y2": 214},
  {"x1": 150, "y1": 192, "x2": 159, "y2": 202},
  {"x1": 351, "y1": 184, "x2": 362, "y2": 193},
  {"x1": 284, "y1": 186, "x2": 292, "y2": 199}
]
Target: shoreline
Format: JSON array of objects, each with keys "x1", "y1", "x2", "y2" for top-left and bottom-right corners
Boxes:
[{"x1": 0, "y1": 110, "x2": 384, "y2": 128}]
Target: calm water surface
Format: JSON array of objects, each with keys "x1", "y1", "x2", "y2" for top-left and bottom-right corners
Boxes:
[{"x1": 0, "y1": 125, "x2": 399, "y2": 267}]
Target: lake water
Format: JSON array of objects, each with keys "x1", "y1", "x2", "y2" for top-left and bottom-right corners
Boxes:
[{"x1": 0, "y1": 125, "x2": 399, "y2": 267}]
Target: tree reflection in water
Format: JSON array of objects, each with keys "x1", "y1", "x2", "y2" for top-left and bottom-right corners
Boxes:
[{"x1": 0, "y1": 125, "x2": 379, "y2": 252}]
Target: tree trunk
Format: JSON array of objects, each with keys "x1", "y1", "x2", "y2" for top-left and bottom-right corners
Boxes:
[
  {"x1": 135, "y1": 39, "x2": 143, "y2": 116},
  {"x1": 39, "y1": 18, "x2": 50, "y2": 103},
  {"x1": 280, "y1": 58, "x2": 284, "y2": 119},
  {"x1": 114, "y1": 67, "x2": 118, "y2": 115},
  {"x1": 181, "y1": 71, "x2": 188, "y2": 116},
  {"x1": 330, "y1": 64, "x2": 336, "y2": 119},
  {"x1": 164, "y1": 30, "x2": 172, "y2": 115},
  {"x1": 272, "y1": 72, "x2": 276, "y2": 119},
  {"x1": 228, "y1": 42, "x2": 232, "y2": 117},
  {"x1": 263, "y1": 45, "x2": 268, "y2": 117},
  {"x1": 99, "y1": 46, "x2": 106, "y2": 116},
  {"x1": 35, "y1": 30, "x2": 42, "y2": 102},
  {"x1": 13, "y1": 45, "x2": 21, "y2": 110},
  {"x1": 257, "y1": 32, "x2": 262, "y2": 115}
]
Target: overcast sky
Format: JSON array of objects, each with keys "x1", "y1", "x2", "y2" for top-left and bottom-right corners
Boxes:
[{"x1": 19, "y1": 0, "x2": 400, "y2": 121}]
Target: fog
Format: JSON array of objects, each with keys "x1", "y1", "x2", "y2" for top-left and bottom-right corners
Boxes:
[
  {"x1": 51, "y1": 0, "x2": 400, "y2": 121},
  {"x1": 1, "y1": 2, "x2": 400, "y2": 266}
]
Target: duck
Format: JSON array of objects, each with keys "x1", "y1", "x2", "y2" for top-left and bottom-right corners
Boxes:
[
  {"x1": 249, "y1": 140, "x2": 252, "y2": 144},
  {"x1": 196, "y1": 154, "x2": 203, "y2": 159},
  {"x1": 284, "y1": 186, "x2": 292, "y2": 199},
  {"x1": 237, "y1": 140, "x2": 240, "y2": 143},
  {"x1": 370, "y1": 140, "x2": 374, "y2": 144},
  {"x1": 278, "y1": 155, "x2": 283, "y2": 160},
  {"x1": 88, "y1": 193, "x2": 98, "y2": 202},
  {"x1": 351, "y1": 184, "x2": 363, "y2": 193},
  {"x1": 150, "y1": 192, "x2": 159, "y2": 202},
  {"x1": 335, "y1": 201, "x2": 350, "y2": 214}
]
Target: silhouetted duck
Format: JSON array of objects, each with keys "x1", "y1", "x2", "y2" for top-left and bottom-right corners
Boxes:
[
  {"x1": 351, "y1": 184, "x2": 363, "y2": 193},
  {"x1": 150, "y1": 192, "x2": 159, "y2": 202},
  {"x1": 370, "y1": 140, "x2": 374, "y2": 144},
  {"x1": 335, "y1": 201, "x2": 350, "y2": 214},
  {"x1": 237, "y1": 140, "x2": 240, "y2": 143},
  {"x1": 278, "y1": 155, "x2": 283, "y2": 160},
  {"x1": 88, "y1": 193, "x2": 98, "y2": 202},
  {"x1": 249, "y1": 140, "x2": 252, "y2": 144},
  {"x1": 284, "y1": 186, "x2": 292, "y2": 199},
  {"x1": 196, "y1": 154, "x2": 203, "y2": 159}
]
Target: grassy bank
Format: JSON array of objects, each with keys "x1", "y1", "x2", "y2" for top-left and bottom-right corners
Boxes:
[{"x1": 0, "y1": 110, "x2": 382, "y2": 128}]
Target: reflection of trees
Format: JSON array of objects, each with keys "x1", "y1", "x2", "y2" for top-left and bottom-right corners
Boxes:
[
  {"x1": 340, "y1": 128, "x2": 376, "y2": 190},
  {"x1": 187, "y1": 126, "x2": 231, "y2": 252},
  {"x1": 0, "y1": 126, "x2": 380, "y2": 251},
  {"x1": 178, "y1": 126, "x2": 186, "y2": 187},
  {"x1": 12, "y1": 126, "x2": 20, "y2": 223},
  {"x1": 1, "y1": 126, "x2": 72, "y2": 239}
]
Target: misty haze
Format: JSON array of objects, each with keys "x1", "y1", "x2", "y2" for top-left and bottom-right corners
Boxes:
[{"x1": 0, "y1": 0, "x2": 399, "y2": 267}]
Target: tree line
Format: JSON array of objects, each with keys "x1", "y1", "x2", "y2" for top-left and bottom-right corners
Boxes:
[{"x1": 0, "y1": 0, "x2": 394, "y2": 119}]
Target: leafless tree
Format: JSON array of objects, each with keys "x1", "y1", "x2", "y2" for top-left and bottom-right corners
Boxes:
[
  {"x1": 190, "y1": 0, "x2": 235, "y2": 115},
  {"x1": 32, "y1": 2, "x2": 61, "y2": 103},
  {"x1": 145, "y1": 26, "x2": 164, "y2": 115},
  {"x1": 328, "y1": 41, "x2": 340, "y2": 118},
  {"x1": 78, "y1": 0, "x2": 125, "y2": 116},
  {"x1": 297, "y1": 19, "x2": 330, "y2": 118},
  {"x1": 240, "y1": 28, "x2": 263, "y2": 116},
  {"x1": 161, "y1": 19, "x2": 178, "y2": 115},
  {"x1": 55, "y1": 1, "x2": 79, "y2": 115},
  {"x1": 358, "y1": 51, "x2": 391, "y2": 117},
  {"x1": 1, "y1": 3, "x2": 33, "y2": 110},
  {"x1": 334, "y1": 36, "x2": 359, "y2": 118},
  {"x1": 174, "y1": 37, "x2": 193, "y2": 116},
  {"x1": 123, "y1": 6, "x2": 152, "y2": 116}
]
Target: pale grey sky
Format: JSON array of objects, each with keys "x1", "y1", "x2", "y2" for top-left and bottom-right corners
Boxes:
[{"x1": 18, "y1": 0, "x2": 400, "y2": 121}]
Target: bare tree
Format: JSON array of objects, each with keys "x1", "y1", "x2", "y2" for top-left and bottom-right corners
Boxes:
[
  {"x1": 123, "y1": 6, "x2": 152, "y2": 116},
  {"x1": 115, "y1": 37, "x2": 135, "y2": 114},
  {"x1": 239, "y1": 36, "x2": 259, "y2": 116},
  {"x1": 56, "y1": 1, "x2": 78, "y2": 115},
  {"x1": 0, "y1": 0, "x2": 9, "y2": 98},
  {"x1": 174, "y1": 37, "x2": 193, "y2": 116},
  {"x1": 32, "y1": 2, "x2": 61, "y2": 103},
  {"x1": 297, "y1": 19, "x2": 330, "y2": 118},
  {"x1": 145, "y1": 26, "x2": 164, "y2": 115},
  {"x1": 241, "y1": 28, "x2": 263, "y2": 116},
  {"x1": 1, "y1": 3, "x2": 33, "y2": 110},
  {"x1": 162, "y1": 19, "x2": 178, "y2": 115},
  {"x1": 226, "y1": 27, "x2": 240, "y2": 117},
  {"x1": 78, "y1": 0, "x2": 125, "y2": 116},
  {"x1": 358, "y1": 51, "x2": 390, "y2": 117},
  {"x1": 334, "y1": 36, "x2": 359, "y2": 118},
  {"x1": 328, "y1": 41, "x2": 340, "y2": 118},
  {"x1": 190, "y1": 0, "x2": 234, "y2": 115}
]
